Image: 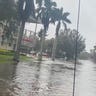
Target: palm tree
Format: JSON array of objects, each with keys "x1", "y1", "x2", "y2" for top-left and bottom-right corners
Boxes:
[
  {"x1": 36, "y1": 0, "x2": 57, "y2": 60},
  {"x1": 0, "y1": 0, "x2": 16, "y2": 21},
  {"x1": 13, "y1": 0, "x2": 35, "y2": 61},
  {"x1": 51, "y1": 8, "x2": 71, "y2": 61}
]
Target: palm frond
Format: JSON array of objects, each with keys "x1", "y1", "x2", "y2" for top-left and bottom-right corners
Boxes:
[
  {"x1": 62, "y1": 12, "x2": 71, "y2": 23},
  {"x1": 51, "y1": 2, "x2": 57, "y2": 7},
  {"x1": 63, "y1": 12, "x2": 70, "y2": 17},
  {"x1": 63, "y1": 18, "x2": 71, "y2": 24},
  {"x1": 36, "y1": 0, "x2": 43, "y2": 7}
]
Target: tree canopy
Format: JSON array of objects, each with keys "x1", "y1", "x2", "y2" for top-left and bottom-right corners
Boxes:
[
  {"x1": 0, "y1": 0, "x2": 17, "y2": 21},
  {"x1": 18, "y1": 0, "x2": 35, "y2": 22},
  {"x1": 55, "y1": 29, "x2": 85, "y2": 60}
]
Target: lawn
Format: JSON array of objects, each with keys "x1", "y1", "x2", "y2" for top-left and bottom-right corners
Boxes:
[
  {"x1": 0, "y1": 54, "x2": 31, "y2": 64},
  {"x1": 0, "y1": 49, "x2": 31, "y2": 64},
  {"x1": 0, "y1": 54, "x2": 13, "y2": 64}
]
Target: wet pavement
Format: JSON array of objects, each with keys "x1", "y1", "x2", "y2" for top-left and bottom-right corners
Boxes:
[
  {"x1": 75, "y1": 60, "x2": 96, "y2": 96},
  {"x1": 0, "y1": 60, "x2": 74, "y2": 96},
  {"x1": 0, "y1": 59, "x2": 96, "y2": 96}
]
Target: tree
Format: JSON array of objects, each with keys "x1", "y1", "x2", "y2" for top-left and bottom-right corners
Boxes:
[
  {"x1": 90, "y1": 45, "x2": 96, "y2": 62},
  {"x1": 36, "y1": 0, "x2": 57, "y2": 60},
  {"x1": 0, "y1": 0, "x2": 17, "y2": 46},
  {"x1": 13, "y1": 0, "x2": 35, "y2": 61},
  {"x1": 44, "y1": 38, "x2": 54, "y2": 56},
  {"x1": 51, "y1": 8, "x2": 71, "y2": 60},
  {"x1": 1, "y1": 20, "x2": 18, "y2": 47},
  {"x1": 55, "y1": 29, "x2": 85, "y2": 60},
  {"x1": 79, "y1": 51, "x2": 90, "y2": 60},
  {"x1": 0, "y1": 0, "x2": 17, "y2": 21}
]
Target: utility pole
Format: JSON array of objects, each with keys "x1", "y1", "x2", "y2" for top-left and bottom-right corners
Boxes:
[{"x1": 72, "y1": 0, "x2": 81, "y2": 96}]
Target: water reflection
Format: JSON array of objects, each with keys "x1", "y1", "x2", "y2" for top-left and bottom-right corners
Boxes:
[
  {"x1": 0, "y1": 63, "x2": 17, "y2": 95},
  {"x1": 12, "y1": 61, "x2": 73, "y2": 96},
  {"x1": 0, "y1": 60, "x2": 96, "y2": 96},
  {"x1": 76, "y1": 60, "x2": 96, "y2": 96},
  {"x1": 0, "y1": 60, "x2": 74, "y2": 96}
]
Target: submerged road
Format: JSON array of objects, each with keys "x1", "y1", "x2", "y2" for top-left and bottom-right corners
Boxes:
[
  {"x1": 0, "y1": 59, "x2": 96, "y2": 96},
  {"x1": 76, "y1": 60, "x2": 96, "y2": 96}
]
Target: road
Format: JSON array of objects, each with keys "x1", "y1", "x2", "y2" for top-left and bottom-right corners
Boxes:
[{"x1": 0, "y1": 60, "x2": 96, "y2": 96}]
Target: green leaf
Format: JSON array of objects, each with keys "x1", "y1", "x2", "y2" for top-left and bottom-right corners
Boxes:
[
  {"x1": 36, "y1": 0, "x2": 43, "y2": 7},
  {"x1": 63, "y1": 12, "x2": 70, "y2": 17},
  {"x1": 64, "y1": 18, "x2": 71, "y2": 24},
  {"x1": 63, "y1": 12, "x2": 71, "y2": 23}
]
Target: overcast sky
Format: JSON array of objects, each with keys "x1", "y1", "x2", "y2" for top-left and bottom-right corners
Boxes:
[{"x1": 25, "y1": 0, "x2": 96, "y2": 52}]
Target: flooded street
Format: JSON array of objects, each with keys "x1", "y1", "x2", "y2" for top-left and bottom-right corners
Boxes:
[
  {"x1": 76, "y1": 60, "x2": 96, "y2": 96},
  {"x1": 0, "y1": 60, "x2": 96, "y2": 96}
]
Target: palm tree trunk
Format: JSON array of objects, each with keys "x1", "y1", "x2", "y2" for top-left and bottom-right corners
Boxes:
[
  {"x1": 34, "y1": 21, "x2": 37, "y2": 36},
  {"x1": 52, "y1": 36, "x2": 57, "y2": 61},
  {"x1": 38, "y1": 30, "x2": 45, "y2": 61},
  {"x1": 34, "y1": 21, "x2": 38, "y2": 48},
  {"x1": 52, "y1": 21, "x2": 60, "y2": 61},
  {"x1": 13, "y1": 21, "x2": 25, "y2": 62}
]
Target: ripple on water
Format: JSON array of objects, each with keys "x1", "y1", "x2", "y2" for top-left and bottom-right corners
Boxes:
[{"x1": 0, "y1": 60, "x2": 76, "y2": 96}]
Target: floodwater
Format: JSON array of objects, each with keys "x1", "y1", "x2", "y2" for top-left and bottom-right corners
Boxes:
[
  {"x1": 0, "y1": 60, "x2": 96, "y2": 96},
  {"x1": 75, "y1": 60, "x2": 96, "y2": 96}
]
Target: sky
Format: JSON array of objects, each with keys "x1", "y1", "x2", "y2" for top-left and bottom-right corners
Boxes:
[{"x1": 25, "y1": 0, "x2": 96, "y2": 52}]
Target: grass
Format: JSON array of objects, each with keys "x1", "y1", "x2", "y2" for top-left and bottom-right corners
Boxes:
[
  {"x1": 0, "y1": 54, "x2": 31, "y2": 64},
  {"x1": 0, "y1": 54, "x2": 13, "y2": 64},
  {"x1": 20, "y1": 55, "x2": 31, "y2": 61},
  {"x1": 0, "y1": 48, "x2": 31, "y2": 64}
]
